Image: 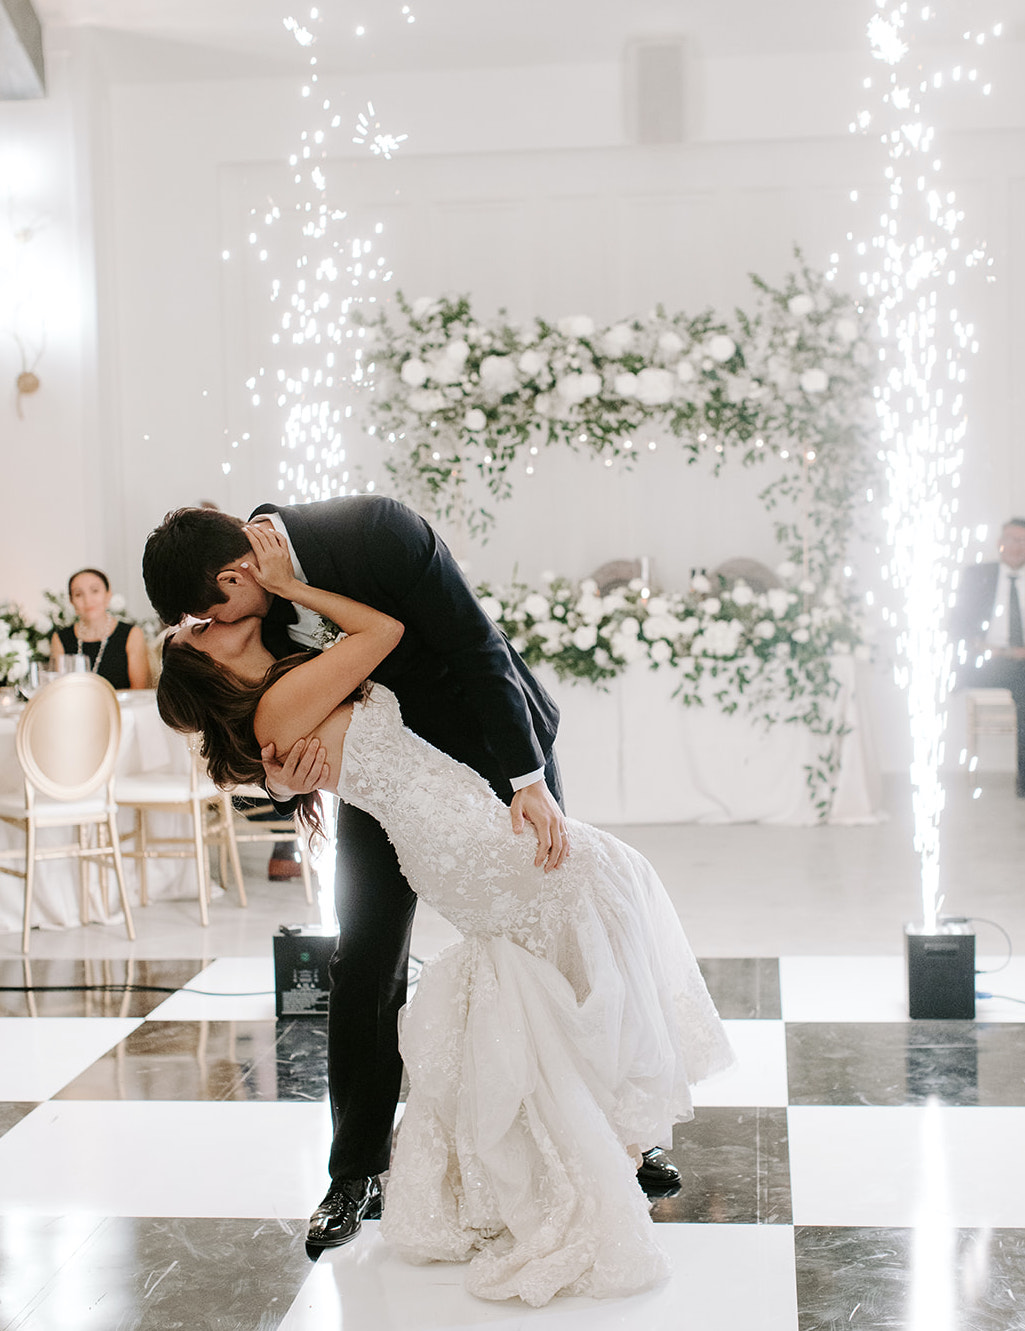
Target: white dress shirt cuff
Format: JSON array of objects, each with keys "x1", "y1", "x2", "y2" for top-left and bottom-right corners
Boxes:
[{"x1": 510, "y1": 767, "x2": 545, "y2": 793}]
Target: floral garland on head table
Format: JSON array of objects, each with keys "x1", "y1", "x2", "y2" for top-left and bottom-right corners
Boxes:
[
  {"x1": 356, "y1": 251, "x2": 881, "y2": 581},
  {"x1": 474, "y1": 563, "x2": 871, "y2": 819}
]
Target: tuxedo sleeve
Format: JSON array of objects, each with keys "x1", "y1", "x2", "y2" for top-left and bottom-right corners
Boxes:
[{"x1": 364, "y1": 501, "x2": 547, "y2": 781}]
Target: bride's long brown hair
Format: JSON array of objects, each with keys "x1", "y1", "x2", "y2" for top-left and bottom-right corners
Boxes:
[{"x1": 157, "y1": 640, "x2": 330, "y2": 837}]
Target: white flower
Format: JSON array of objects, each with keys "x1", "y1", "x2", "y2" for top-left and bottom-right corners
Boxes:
[
  {"x1": 614, "y1": 372, "x2": 638, "y2": 398},
  {"x1": 707, "y1": 335, "x2": 736, "y2": 363},
  {"x1": 729, "y1": 582, "x2": 754, "y2": 607},
  {"x1": 787, "y1": 294, "x2": 814, "y2": 317},
  {"x1": 834, "y1": 317, "x2": 859, "y2": 345},
  {"x1": 754, "y1": 619, "x2": 776, "y2": 640},
  {"x1": 577, "y1": 594, "x2": 605, "y2": 624},
  {"x1": 523, "y1": 593, "x2": 551, "y2": 620},
  {"x1": 556, "y1": 371, "x2": 602, "y2": 404},
  {"x1": 792, "y1": 628, "x2": 810, "y2": 644},
  {"x1": 799, "y1": 368, "x2": 829, "y2": 394},
  {"x1": 642, "y1": 615, "x2": 674, "y2": 641},
  {"x1": 557, "y1": 315, "x2": 595, "y2": 339},
  {"x1": 776, "y1": 561, "x2": 797, "y2": 581},
  {"x1": 649, "y1": 640, "x2": 672, "y2": 664},
  {"x1": 766, "y1": 588, "x2": 791, "y2": 617},
  {"x1": 611, "y1": 632, "x2": 644, "y2": 663},
  {"x1": 411, "y1": 296, "x2": 439, "y2": 319},
  {"x1": 798, "y1": 579, "x2": 816, "y2": 595},
  {"x1": 594, "y1": 648, "x2": 610, "y2": 668},
  {"x1": 633, "y1": 367, "x2": 676, "y2": 406},
  {"x1": 658, "y1": 331, "x2": 684, "y2": 357},
  {"x1": 675, "y1": 359, "x2": 696, "y2": 383},
  {"x1": 691, "y1": 573, "x2": 711, "y2": 594},
  {"x1": 700, "y1": 597, "x2": 722, "y2": 616},
  {"x1": 428, "y1": 340, "x2": 470, "y2": 383},
  {"x1": 601, "y1": 323, "x2": 634, "y2": 356},
  {"x1": 579, "y1": 579, "x2": 599, "y2": 595},
  {"x1": 109, "y1": 594, "x2": 126, "y2": 614},
  {"x1": 617, "y1": 616, "x2": 641, "y2": 639},
  {"x1": 552, "y1": 603, "x2": 567, "y2": 619},
  {"x1": 478, "y1": 596, "x2": 504, "y2": 621},
  {"x1": 678, "y1": 616, "x2": 700, "y2": 638},
  {"x1": 400, "y1": 357, "x2": 428, "y2": 387},
  {"x1": 796, "y1": 613, "x2": 812, "y2": 627},
  {"x1": 535, "y1": 393, "x2": 553, "y2": 417},
  {"x1": 572, "y1": 624, "x2": 598, "y2": 651},
  {"x1": 646, "y1": 597, "x2": 669, "y2": 616},
  {"x1": 479, "y1": 355, "x2": 517, "y2": 397},
  {"x1": 464, "y1": 408, "x2": 487, "y2": 432},
  {"x1": 33, "y1": 615, "x2": 52, "y2": 635},
  {"x1": 408, "y1": 389, "x2": 445, "y2": 413},
  {"x1": 518, "y1": 349, "x2": 547, "y2": 378},
  {"x1": 540, "y1": 569, "x2": 556, "y2": 584}
]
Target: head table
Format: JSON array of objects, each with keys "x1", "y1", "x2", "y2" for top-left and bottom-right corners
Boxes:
[{"x1": 0, "y1": 690, "x2": 205, "y2": 935}]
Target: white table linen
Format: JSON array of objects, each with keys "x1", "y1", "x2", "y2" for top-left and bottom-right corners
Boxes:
[{"x1": 537, "y1": 656, "x2": 881, "y2": 826}]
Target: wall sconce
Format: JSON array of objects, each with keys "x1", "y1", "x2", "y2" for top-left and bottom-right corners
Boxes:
[{"x1": 1, "y1": 202, "x2": 48, "y2": 418}]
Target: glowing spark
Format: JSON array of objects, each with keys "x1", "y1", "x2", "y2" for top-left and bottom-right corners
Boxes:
[
  {"x1": 352, "y1": 103, "x2": 409, "y2": 159},
  {"x1": 283, "y1": 16, "x2": 315, "y2": 46}
]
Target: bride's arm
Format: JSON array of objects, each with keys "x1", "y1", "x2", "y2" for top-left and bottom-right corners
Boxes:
[{"x1": 243, "y1": 523, "x2": 403, "y2": 751}]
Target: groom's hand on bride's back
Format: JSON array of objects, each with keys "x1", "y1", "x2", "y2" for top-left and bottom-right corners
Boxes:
[
  {"x1": 510, "y1": 781, "x2": 569, "y2": 872},
  {"x1": 261, "y1": 737, "x2": 330, "y2": 801}
]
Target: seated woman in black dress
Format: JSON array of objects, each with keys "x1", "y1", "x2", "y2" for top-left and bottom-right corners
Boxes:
[{"x1": 50, "y1": 568, "x2": 150, "y2": 690}]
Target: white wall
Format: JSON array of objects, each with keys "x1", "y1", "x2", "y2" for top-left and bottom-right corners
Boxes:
[{"x1": 4, "y1": 29, "x2": 1025, "y2": 770}]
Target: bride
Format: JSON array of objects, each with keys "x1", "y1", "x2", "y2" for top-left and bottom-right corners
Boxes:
[{"x1": 157, "y1": 523, "x2": 733, "y2": 1307}]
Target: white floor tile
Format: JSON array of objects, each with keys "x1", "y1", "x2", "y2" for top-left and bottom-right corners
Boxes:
[
  {"x1": 279, "y1": 1224, "x2": 798, "y2": 1331},
  {"x1": 0, "y1": 1100, "x2": 332, "y2": 1217},
  {"x1": 0, "y1": 1017, "x2": 142, "y2": 1100},
  {"x1": 789, "y1": 1104, "x2": 1025, "y2": 1227},
  {"x1": 144, "y1": 956, "x2": 277, "y2": 1021},
  {"x1": 779, "y1": 956, "x2": 909, "y2": 1022},
  {"x1": 692, "y1": 1020, "x2": 789, "y2": 1107}
]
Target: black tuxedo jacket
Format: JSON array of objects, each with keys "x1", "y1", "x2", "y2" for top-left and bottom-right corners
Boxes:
[
  {"x1": 950, "y1": 561, "x2": 999, "y2": 645},
  {"x1": 250, "y1": 495, "x2": 559, "y2": 802}
]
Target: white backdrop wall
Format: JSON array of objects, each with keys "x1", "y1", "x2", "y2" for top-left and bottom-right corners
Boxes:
[{"x1": 3, "y1": 28, "x2": 1025, "y2": 772}]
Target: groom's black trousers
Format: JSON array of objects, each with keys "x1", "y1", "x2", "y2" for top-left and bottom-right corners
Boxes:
[{"x1": 327, "y1": 752, "x2": 564, "y2": 1182}]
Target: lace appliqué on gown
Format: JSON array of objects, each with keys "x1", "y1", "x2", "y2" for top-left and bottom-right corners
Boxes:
[{"x1": 337, "y1": 686, "x2": 734, "y2": 1306}]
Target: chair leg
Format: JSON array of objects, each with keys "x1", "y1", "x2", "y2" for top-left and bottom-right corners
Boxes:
[
  {"x1": 137, "y1": 810, "x2": 149, "y2": 906},
  {"x1": 298, "y1": 832, "x2": 314, "y2": 905},
  {"x1": 78, "y1": 823, "x2": 91, "y2": 925},
  {"x1": 107, "y1": 811, "x2": 136, "y2": 942},
  {"x1": 190, "y1": 797, "x2": 210, "y2": 927},
  {"x1": 22, "y1": 818, "x2": 36, "y2": 956},
  {"x1": 97, "y1": 822, "x2": 111, "y2": 917},
  {"x1": 220, "y1": 795, "x2": 248, "y2": 908}
]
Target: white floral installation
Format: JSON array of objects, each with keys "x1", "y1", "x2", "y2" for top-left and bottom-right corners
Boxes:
[
  {"x1": 475, "y1": 563, "x2": 870, "y2": 818},
  {"x1": 357, "y1": 252, "x2": 880, "y2": 580}
]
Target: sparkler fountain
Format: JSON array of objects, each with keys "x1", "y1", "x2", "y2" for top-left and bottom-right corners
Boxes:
[{"x1": 854, "y1": 1, "x2": 995, "y2": 1015}]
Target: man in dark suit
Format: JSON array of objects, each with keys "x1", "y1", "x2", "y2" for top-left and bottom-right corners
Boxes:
[
  {"x1": 143, "y1": 496, "x2": 680, "y2": 1252},
  {"x1": 950, "y1": 517, "x2": 1025, "y2": 795}
]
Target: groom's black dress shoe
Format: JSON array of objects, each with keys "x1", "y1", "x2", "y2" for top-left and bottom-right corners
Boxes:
[
  {"x1": 306, "y1": 1176, "x2": 382, "y2": 1251},
  {"x1": 636, "y1": 1148, "x2": 681, "y2": 1191}
]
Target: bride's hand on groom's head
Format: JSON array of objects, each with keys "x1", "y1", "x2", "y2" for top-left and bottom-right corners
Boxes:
[{"x1": 241, "y1": 522, "x2": 296, "y2": 597}]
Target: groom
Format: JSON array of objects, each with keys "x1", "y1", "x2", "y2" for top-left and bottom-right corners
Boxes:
[{"x1": 143, "y1": 495, "x2": 680, "y2": 1251}]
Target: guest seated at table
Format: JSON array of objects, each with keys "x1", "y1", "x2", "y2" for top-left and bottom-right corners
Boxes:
[{"x1": 50, "y1": 568, "x2": 150, "y2": 690}]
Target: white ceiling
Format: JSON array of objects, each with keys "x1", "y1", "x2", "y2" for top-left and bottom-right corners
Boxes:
[{"x1": 33, "y1": 0, "x2": 1024, "y2": 81}]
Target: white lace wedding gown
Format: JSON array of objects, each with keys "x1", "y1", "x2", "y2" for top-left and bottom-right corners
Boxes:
[{"x1": 336, "y1": 686, "x2": 734, "y2": 1307}]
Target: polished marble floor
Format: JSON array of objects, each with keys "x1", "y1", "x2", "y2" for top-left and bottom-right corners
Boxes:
[{"x1": 2, "y1": 772, "x2": 1025, "y2": 1329}]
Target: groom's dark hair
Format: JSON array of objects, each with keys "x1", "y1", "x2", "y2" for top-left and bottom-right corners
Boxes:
[{"x1": 143, "y1": 507, "x2": 251, "y2": 626}]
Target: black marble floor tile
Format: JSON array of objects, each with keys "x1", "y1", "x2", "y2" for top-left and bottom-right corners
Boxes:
[
  {"x1": 796, "y1": 1226, "x2": 1025, "y2": 1331},
  {"x1": 650, "y1": 1107, "x2": 791, "y2": 1225},
  {"x1": 697, "y1": 957, "x2": 782, "y2": 1019},
  {"x1": 0, "y1": 958, "x2": 208, "y2": 1018},
  {"x1": 53, "y1": 1020, "x2": 281, "y2": 1101},
  {"x1": 0, "y1": 1101, "x2": 35, "y2": 1140},
  {"x1": 787, "y1": 1021, "x2": 1025, "y2": 1107},
  {"x1": 273, "y1": 1017, "x2": 330, "y2": 1101},
  {"x1": 0, "y1": 1215, "x2": 310, "y2": 1331}
]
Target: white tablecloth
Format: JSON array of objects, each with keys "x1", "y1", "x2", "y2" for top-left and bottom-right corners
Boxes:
[
  {"x1": 0, "y1": 690, "x2": 198, "y2": 933},
  {"x1": 537, "y1": 656, "x2": 882, "y2": 826}
]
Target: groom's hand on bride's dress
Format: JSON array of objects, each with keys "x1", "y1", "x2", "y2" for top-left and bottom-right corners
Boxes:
[
  {"x1": 510, "y1": 780, "x2": 569, "y2": 871},
  {"x1": 261, "y1": 737, "x2": 330, "y2": 800}
]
